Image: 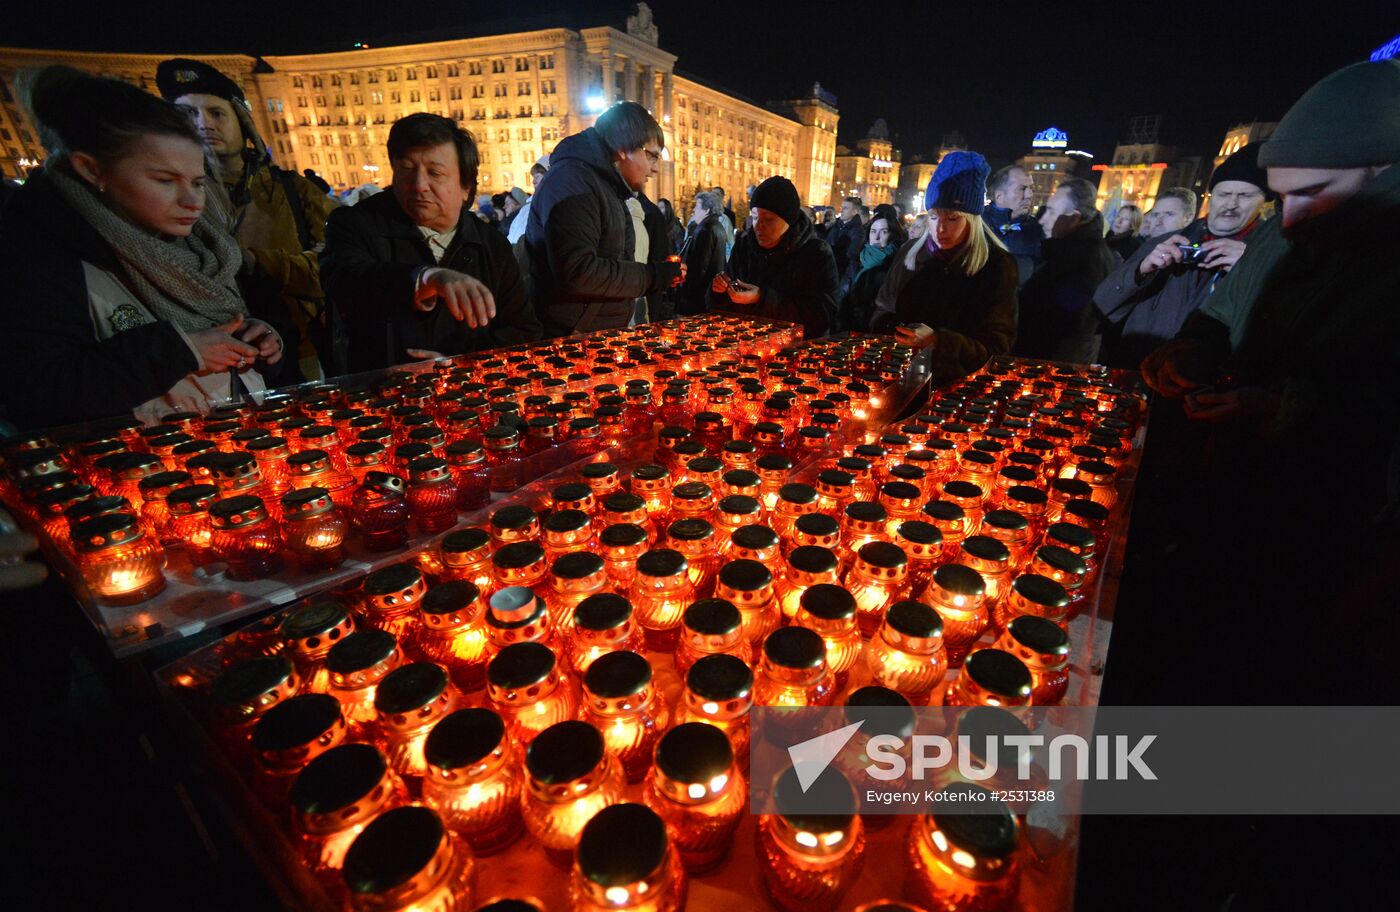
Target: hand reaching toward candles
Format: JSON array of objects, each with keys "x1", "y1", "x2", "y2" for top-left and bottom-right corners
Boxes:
[
  {"x1": 726, "y1": 280, "x2": 761, "y2": 305},
  {"x1": 0, "y1": 509, "x2": 47, "y2": 591}
]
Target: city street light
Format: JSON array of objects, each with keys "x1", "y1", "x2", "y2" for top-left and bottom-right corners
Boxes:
[{"x1": 585, "y1": 93, "x2": 606, "y2": 113}]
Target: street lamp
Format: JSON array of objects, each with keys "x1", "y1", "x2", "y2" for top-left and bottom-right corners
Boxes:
[
  {"x1": 362, "y1": 163, "x2": 381, "y2": 184},
  {"x1": 585, "y1": 93, "x2": 607, "y2": 113}
]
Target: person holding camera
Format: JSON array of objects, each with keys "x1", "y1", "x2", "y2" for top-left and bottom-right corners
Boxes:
[{"x1": 1092, "y1": 143, "x2": 1273, "y2": 369}]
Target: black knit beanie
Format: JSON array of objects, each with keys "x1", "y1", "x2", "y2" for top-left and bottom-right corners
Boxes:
[{"x1": 750, "y1": 176, "x2": 803, "y2": 227}]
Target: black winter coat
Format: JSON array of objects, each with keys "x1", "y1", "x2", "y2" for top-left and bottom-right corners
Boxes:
[
  {"x1": 0, "y1": 173, "x2": 277, "y2": 430},
  {"x1": 827, "y1": 215, "x2": 866, "y2": 277},
  {"x1": 707, "y1": 212, "x2": 838, "y2": 338},
  {"x1": 321, "y1": 191, "x2": 538, "y2": 373},
  {"x1": 870, "y1": 238, "x2": 1019, "y2": 387},
  {"x1": 1013, "y1": 212, "x2": 1116, "y2": 363},
  {"x1": 524, "y1": 129, "x2": 662, "y2": 336},
  {"x1": 675, "y1": 214, "x2": 727, "y2": 316}
]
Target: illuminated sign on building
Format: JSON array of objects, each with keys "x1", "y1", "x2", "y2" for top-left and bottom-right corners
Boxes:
[
  {"x1": 1372, "y1": 33, "x2": 1400, "y2": 61},
  {"x1": 1032, "y1": 127, "x2": 1068, "y2": 149}
]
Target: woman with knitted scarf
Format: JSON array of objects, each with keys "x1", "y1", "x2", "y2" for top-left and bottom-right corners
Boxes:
[{"x1": 0, "y1": 66, "x2": 285, "y2": 429}]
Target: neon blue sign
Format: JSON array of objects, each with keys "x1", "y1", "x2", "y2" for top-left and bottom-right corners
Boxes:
[
  {"x1": 1372, "y1": 33, "x2": 1400, "y2": 61},
  {"x1": 1032, "y1": 127, "x2": 1068, "y2": 149}
]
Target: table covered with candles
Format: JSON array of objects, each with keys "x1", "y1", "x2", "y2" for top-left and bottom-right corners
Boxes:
[{"x1": 1, "y1": 314, "x2": 1145, "y2": 910}]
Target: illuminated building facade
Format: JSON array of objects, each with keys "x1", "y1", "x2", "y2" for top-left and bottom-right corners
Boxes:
[
  {"x1": 831, "y1": 118, "x2": 901, "y2": 208},
  {"x1": 1016, "y1": 128, "x2": 1094, "y2": 209},
  {"x1": 895, "y1": 157, "x2": 938, "y2": 214},
  {"x1": 0, "y1": 4, "x2": 836, "y2": 205}
]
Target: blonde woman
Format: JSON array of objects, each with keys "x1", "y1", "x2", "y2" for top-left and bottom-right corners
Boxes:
[{"x1": 870, "y1": 151, "x2": 1018, "y2": 387}]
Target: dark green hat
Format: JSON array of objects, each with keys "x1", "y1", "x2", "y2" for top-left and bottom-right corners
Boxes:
[{"x1": 1259, "y1": 60, "x2": 1400, "y2": 168}]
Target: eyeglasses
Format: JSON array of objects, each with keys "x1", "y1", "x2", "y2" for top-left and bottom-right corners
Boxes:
[{"x1": 641, "y1": 148, "x2": 661, "y2": 165}]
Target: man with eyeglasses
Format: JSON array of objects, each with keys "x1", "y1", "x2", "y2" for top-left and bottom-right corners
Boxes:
[{"x1": 525, "y1": 101, "x2": 683, "y2": 336}]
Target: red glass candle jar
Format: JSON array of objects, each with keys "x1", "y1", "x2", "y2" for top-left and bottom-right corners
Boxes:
[
  {"x1": 208, "y1": 451, "x2": 271, "y2": 508},
  {"x1": 208, "y1": 494, "x2": 283, "y2": 580},
  {"x1": 522, "y1": 720, "x2": 626, "y2": 867},
  {"x1": 568, "y1": 592, "x2": 645, "y2": 676},
  {"x1": 439, "y1": 527, "x2": 494, "y2": 589},
  {"x1": 570, "y1": 803, "x2": 687, "y2": 912},
  {"x1": 922, "y1": 500, "x2": 971, "y2": 564},
  {"x1": 492, "y1": 507, "x2": 542, "y2": 549},
  {"x1": 543, "y1": 509, "x2": 595, "y2": 561},
  {"x1": 771, "y1": 483, "x2": 819, "y2": 546},
  {"x1": 814, "y1": 468, "x2": 857, "y2": 514},
  {"x1": 995, "y1": 614, "x2": 1071, "y2": 705},
  {"x1": 755, "y1": 626, "x2": 837, "y2": 710},
  {"x1": 209, "y1": 655, "x2": 300, "y2": 767},
  {"x1": 290, "y1": 743, "x2": 410, "y2": 896},
  {"x1": 350, "y1": 472, "x2": 410, "y2": 553},
  {"x1": 793, "y1": 584, "x2": 861, "y2": 686},
  {"x1": 993, "y1": 573, "x2": 1070, "y2": 633},
  {"x1": 551, "y1": 481, "x2": 597, "y2": 516},
  {"x1": 596, "y1": 522, "x2": 646, "y2": 591},
  {"x1": 630, "y1": 464, "x2": 673, "y2": 524},
  {"x1": 894, "y1": 519, "x2": 943, "y2": 601},
  {"x1": 281, "y1": 487, "x2": 349, "y2": 572},
  {"x1": 629, "y1": 548, "x2": 695, "y2": 650},
  {"x1": 581, "y1": 650, "x2": 670, "y2": 783},
  {"x1": 674, "y1": 655, "x2": 753, "y2": 767},
  {"x1": 491, "y1": 541, "x2": 551, "y2": 601},
  {"x1": 755, "y1": 454, "x2": 794, "y2": 512},
  {"x1": 359, "y1": 562, "x2": 427, "y2": 641},
  {"x1": 136, "y1": 469, "x2": 190, "y2": 541},
  {"x1": 340, "y1": 806, "x2": 476, "y2": 911},
  {"x1": 581, "y1": 461, "x2": 623, "y2": 499},
  {"x1": 1029, "y1": 544, "x2": 1089, "y2": 612},
  {"x1": 422, "y1": 708, "x2": 525, "y2": 855},
  {"x1": 407, "y1": 456, "x2": 458, "y2": 534},
  {"x1": 486, "y1": 641, "x2": 579, "y2": 745},
  {"x1": 544, "y1": 551, "x2": 604, "y2": 626},
  {"x1": 344, "y1": 440, "x2": 388, "y2": 488},
  {"x1": 643, "y1": 722, "x2": 745, "y2": 874},
  {"x1": 774, "y1": 545, "x2": 840, "y2": 622},
  {"x1": 921, "y1": 563, "x2": 988, "y2": 667},
  {"x1": 845, "y1": 541, "x2": 910, "y2": 638},
  {"x1": 982, "y1": 509, "x2": 1033, "y2": 570},
  {"x1": 907, "y1": 785, "x2": 1021, "y2": 912},
  {"x1": 35, "y1": 484, "x2": 96, "y2": 553},
  {"x1": 251, "y1": 693, "x2": 347, "y2": 807},
  {"x1": 665, "y1": 518, "x2": 720, "y2": 597},
  {"x1": 416, "y1": 580, "x2": 490, "y2": 693},
  {"x1": 164, "y1": 483, "x2": 219, "y2": 562},
  {"x1": 288, "y1": 449, "x2": 355, "y2": 507},
  {"x1": 281, "y1": 600, "x2": 356, "y2": 694},
  {"x1": 941, "y1": 648, "x2": 1033, "y2": 708},
  {"x1": 757, "y1": 767, "x2": 866, "y2": 912},
  {"x1": 485, "y1": 586, "x2": 556, "y2": 657},
  {"x1": 877, "y1": 481, "x2": 923, "y2": 539},
  {"x1": 602, "y1": 492, "x2": 656, "y2": 544},
  {"x1": 372, "y1": 662, "x2": 463, "y2": 781},
  {"x1": 110, "y1": 452, "x2": 166, "y2": 512},
  {"x1": 483, "y1": 425, "x2": 524, "y2": 497},
  {"x1": 444, "y1": 440, "x2": 490, "y2": 511},
  {"x1": 674, "y1": 597, "x2": 751, "y2": 678},
  {"x1": 71, "y1": 512, "x2": 166, "y2": 605},
  {"x1": 867, "y1": 600, "x2": 948, "y2": 704},
  {"x1": 714, "y1": 557, "x2": 778, "y2": 649},
  {"x1": 840, "y1": 502, "x2": 890, "y2": 574},
  {"x1": 713, "y1": 493, "x2": 763, "y2": 544},
  {"x1": 720, "y1": 443, "x2": 758, "y2": 474},
  {"x1": 325, "y1": 630, "x2": 402, "y2": 733},
  {"x1": 960, "y1": 535, "x2": 1014, "y2": 609}
]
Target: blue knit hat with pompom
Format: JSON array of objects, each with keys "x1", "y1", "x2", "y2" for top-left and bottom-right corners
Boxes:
[{"x1": 925, "y1": 150, "x2": 991, "y2": 215}]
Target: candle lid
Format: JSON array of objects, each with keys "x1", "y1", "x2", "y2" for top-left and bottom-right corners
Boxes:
[
  {"x1": 755, "y1": 454, "x2": 793, "y2": 473},
  {"x1": 345, "y1": 441, "x2": 387, "y2": 464},
  {"x1": 581, "y1": 462, "x2": 619, "y2": 480},
  {"x1": 281, "y1": 600, "x2": 349, "y2": 641},
  {"x1": 553, "y1": 551, "x2": 605, "y2": 580},
  {"x1": 375, "y1": 662, "x2": 448, "y2": 715},
  {"x1": 799, "y1": 584, "x2": 856, "y2": 621},
  {"x1": 1034, "y1": 545, "x2": 1088, "y2": 577},
  {"x1": 72, "y1": 512, "x2": 143, "y2": 550},
  {"x1": 880, "y1": 481, "x2": 922, "y2": 502},
  {"x1": 408, "y1": 456, "x2": 449, "y2": 482},
  {"x1": 600, "y1": 523, "x2": 648, "y2": 548},
  {"x1": 962, "y1": 535, "x2": 1011, "y2": 564},
  {"x1": 489, "y1": 586, "x2": 543, "y2": 624},
  {"x1": 717, "y1": 558, "x2": 772, "y2": 591},
  {"x1": 423, "y1": 707, "x2": 506, "y2": 771},
  {"x1": 491, "y1": 504, "x2": 538, "y2": 532},
  {"x1": 363, "y1": 470, "x2": 408, "y2": 495},
  {"x1": 252, "y1": 693, "x2": 342, "y2": 752},
  {"x1": 1046, "y1": 522, "x2": 1096, "y2": 552},
  {"x1": 717, "y1": 494, "x2": 761, "y2": 517},
  {"x1": 922, "y1": 499, "x2": 965, "y2": 523},
  {"x1": 666, "y1": 518, "x2": 713, "y2": 543},
  {"x1": 1065, "y1": 499, "x2": 1109, "y2": 525},
  {"x1": 895, "y1": 520, "x2": 942, "y2": 548},
  {"x1": 930, "y1": 784, "x2": 1018, "y2": 858},
  {"x1": 843, "y1": 686, "x2": 916, "y2": 739},
  {"x1": 686, "y1": 653, "x2": 753, "y2": 701},
  {"x1": 487, "y1": 641, "x2": 555, "y2": 689},
  {"x1": 763, "y1": 626, "x2": 825, "y2": 669},
  {"x1": 637, "y1": 548, "x2": 687, "y2": 578},
  {"x1": 835, "y1": 456, "x2": 871, "y2": 475},
  {"x1": 442, "y1": 527, "x2": 491, "y2": 558},
  {"x1": 167, "y1": 483, "x2": 218, "y2": 514},
  {"x1": 777, "y1": 482, "x2": 818, "y2": 506},
  {"x1": 1008, "y1": 614, "x2": 1070, "y2": 656},
  {"x1": 656, "y1": 722, "x2": 733, "y2": 784},
  {"x1": 602, "y1": 492, "x2": 647, "y2": 515},
  {"x1": 943, "y1": 480, "x2": 983, "y2": 501},
  {"x1": 290, "y1": 742, "x2": 387, "y2": 816},
  {"x1": 683, "y1": 598, "x2": 741, "y2": 636},
  {"x1": 857, "y1": 540, "x2": 906, "y2": 569},
  {"x1": 553, "y1": 482, "x2": 592, "y2": 504},
  {"x1": 282, "y1": 486, "x2": 335, "y2": 517},
  {"x1": 1012, "y1": 574, "x2": 1069, "y2": 609},
  {"x1": 772, "y1": 764, "x2": 856, "y2": 830},
  {"x1": 574, "y1": 593, "x2": 633, "y2": 631},
  {"x1": 786, "y1": 545, "x2": 836, "y2": 576},
  {"x1": 326, "y1": 629, "x2": 397, "y2": 674},
  {"x1": 673, "y1": 480, "x2": 713, "y2": 502},
  {"x1": 730, "y1": 524, "x2": 779, "y2": 553},
  {"x1": 210, "y1": 655, "x2": 296, "y2": 714},
  {"x1": 721, "y1": 441, "x2": 756, "y2": 456},
  {"x1": 984, "y1": 509, "x2": 1029, "y2": 533},
  {"x1": 721, "y1": 469, "x2": 760, "y2": 489},
  {"x1": 886, "y1": 600, "x2": 944, "y2": 639},
  {"x1": 962, "y1": 649, "x2": 1032, "y2": 699},
  {"x1": 933, "y1": 563, "x2": 986, "y2": 597},
  {"x1": 844, "y1": 501, "x2": 886, "y2": 524},
  {"x1": 577, "y1": 803, "x2": 668, "y2": 887},
  {"x1": 584, "y1": 650, "x2": 651, "y2": 699},
  {"x1": 363, "y1": 561, "x2": 422, "y2": 597},
  {"x1": 632, "y1": 463, "x2": 669, "y2": 481},
  {"x1": 138, "y1": 470, "x2": 191, "y2": 496},
  {"x1": 492, "y1": 541, "x2": 546, "y2": 570},
  {"x1": 1050, "y1": 477, "x2": 1093, "y2": 499},
  {"x1": 686, "y1": 456, "x2": 724, "y2": 475},
  {"x1": 525, "y1": 719, "x2": 604, "y2": 783},
  {"x1": 342, "y1": 806, "x2": 446, "y2": 896}
]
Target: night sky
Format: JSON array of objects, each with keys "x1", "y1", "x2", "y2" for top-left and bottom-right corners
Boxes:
[{"x1": 7, "y1": 0, "x2": 1392, "y2": 164}]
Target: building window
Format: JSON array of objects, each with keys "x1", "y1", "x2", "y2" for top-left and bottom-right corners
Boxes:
[
  {"x1": 516, "y1": 57, "x2": 529, "y2": 71},
  {"x1": 334, "y1": 95, "x2": 345, "y2": 107},
  {"x1": 310, "y1": 152, "x2": 320, "y2": 164},
  {"x1": 330, "y1": 75, "x2": 341, "y2": 86},
  {"x1": 406, "y1": 68, "x2": 417, "y2": 80},
  {"x1": 494, "y1": 84, "x2": 507, "y2": 98},
  {"x1": 426, "y1": 65, "x2": 437, "y2": 78},
  {"x1": 471, "y1": 85, "x2": 484, "y2": 98},
  {"x1": 371, "y1": 91, "x2": 383, "y2": 104},
  {"x1": 540, "y1": 103, "x2": 555, "y2": 117},
  {"x1": 349, "y1": 74, "x2": 360, "y2": 85},
  {"x1": 353, "y1": 93, "x2": 362, "y2": 105},
  {"x1": 452, "y1": 109, "x2": 464, "y2": 121},
  {"x1": 450, "y1": 86, "x2": 463, "y2": 100},
  {"x1": 502, "y1": 171, "x2": 512, "y2": 185},
  {"x1": 390, "y1": 91, "x2": 401, "y2": 103},
  {"x1": 501, "y1": 151, "x2": 512, "y2": 164},
  {"x1": 428, "y1": 89, "x2": 439, "y2": 102},
  {"x1": 541, "y1": 79, "x2": 556, "y2": 95},
  {"x1": 293, "y1": 76, "x2": 303, "y2": 88},
  {"x1": 409, "y1": 90, "x2": 421, "y2": 103},
  {"x1": 518, "y1": 128, "x2": 533, "y2": 141},
  {"x1": 539, "y1": 55, "x2": 554, "y2": 70},
  {"x1": 518, "y1": 105, "x2": 532, "y2": 117},
  {"x1": 472, "y1": 107, "x2": 485, "y2": 120},
  {"x1": 297, "y1": 96, "x2": 307, "y2": 107},
  {"x1": 367, "y1": 72, "x2": 379, "y2": 84},
  {"x1": 492, "y1": 60, "x2": 505, "y2": 74},
  {"x1": 497, "y1": 130, "x2": 510, "y2": 142},
  {"x1": 328, "y1": 152, "x2": 338, "y2": 165},
  {"x1": 517, "y1": 82, "x2": 531, "y2": 95},
  {"x1": 305, "y1": 135, "x2": 316, "y2": 147},
  {"x1": 469, "y1": 62, "x2": 483, "y2": 76},
  {"x1": 311, "y1": 76, "x2": 322, "y2": 88},
  {"x1": 447, "y1": 64, "x2": 459, "y2": 77},
  {"x1": 387, "y1": 70, "x2": 398, "y2": 82}
]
